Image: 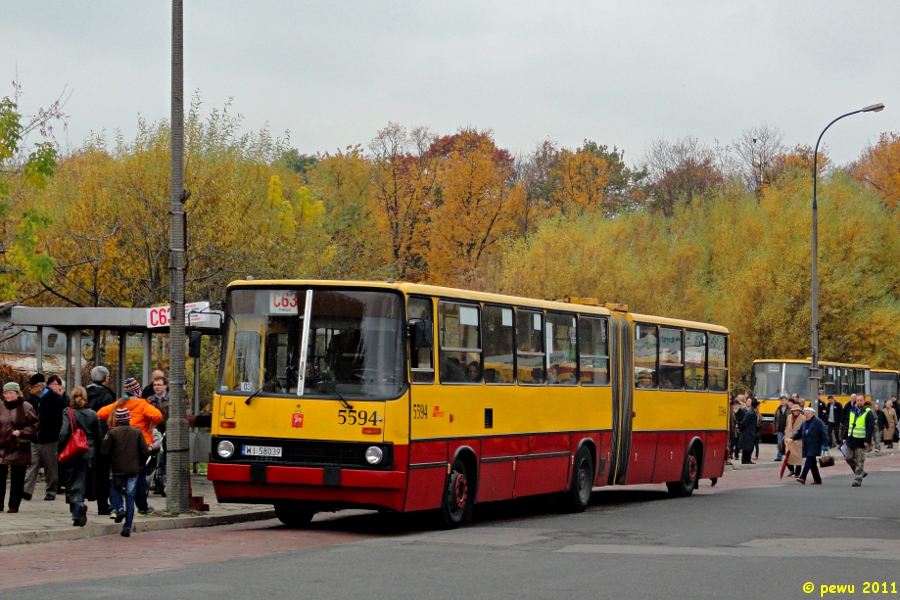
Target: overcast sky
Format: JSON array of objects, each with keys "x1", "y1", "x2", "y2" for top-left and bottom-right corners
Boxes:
[{"x1": 3, "y1": 1, "x2": 897, "y2": 166}]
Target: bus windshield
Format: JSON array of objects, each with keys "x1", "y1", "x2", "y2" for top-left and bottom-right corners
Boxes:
[
  {"x1": 219, "y1": 288, "x2": 405, "y2": 400},
  {"x1": 752, "y1": 363, "x2": 782, "y2": 399},
  {"x1": 871, "y1": 373, "x2": 897, "y2": 403},
  {"x1": 783, "y1": 363, "x2": 811, "y2": 398}
]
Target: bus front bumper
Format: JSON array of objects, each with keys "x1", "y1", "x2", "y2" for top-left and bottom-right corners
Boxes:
[{"x1": 208, "y1": 462, "x2": 407, "y2": 489}]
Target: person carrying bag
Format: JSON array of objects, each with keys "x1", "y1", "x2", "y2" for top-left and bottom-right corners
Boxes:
[{"x1": 57, "y1": 387, "x2": 101, "y2": 527}]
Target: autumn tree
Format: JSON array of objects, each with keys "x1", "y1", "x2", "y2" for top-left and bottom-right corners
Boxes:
[
  {"x1": 732, "y1": 124, "x2": 786, "y2": 196},
  {"x1": 642, "y1": 136, "x2": 726, "y2": 217},
  {"x1": 495, "y1": 171, "x2": 900, "y2": 379},
  {"x1": 22, "y1": 96, "x2": 322, "y2": 308},
  {"x1": 368, "y1": 123, "x2": 439, "y2": 280},
  {"x1": 0, "y1": 84, "x2": 67, "y2": 298},
  {"x1": 305, "y1": 146, "x2": 387, "y2": 279},
  {"x1": 424, "y1": 128, "x2": 519, "y2": 286},
  {"x1": 850, "y1": 132, "x2": 900, "y2": 211}
]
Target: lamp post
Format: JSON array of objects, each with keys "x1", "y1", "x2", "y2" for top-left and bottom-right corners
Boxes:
[{"x1": 810, "y1": 103, "x2": 884, "y2": 412}]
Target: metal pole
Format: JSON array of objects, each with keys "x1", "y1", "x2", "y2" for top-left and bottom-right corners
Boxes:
[
  {"x1": 117, "y1": 331, "x2": 127, "y2": 397},
  {"x1": 810, "y1": 105, "x2": 883, "y2": 414},
  {"x1": 167, "y1": 0, "x2": 190, "y2": 513},
  {"x1": 35, "y1": 326, "x2": 43, "y2": 375}
]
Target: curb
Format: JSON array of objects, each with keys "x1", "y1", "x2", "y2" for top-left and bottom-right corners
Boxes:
[{"x1": 0, "y1": 509, "x2": 276, "y2": 547}]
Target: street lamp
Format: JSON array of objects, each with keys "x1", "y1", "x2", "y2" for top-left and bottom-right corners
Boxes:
[{"x1": 810, "y1": 103, "x2": 884, "y2": 411}]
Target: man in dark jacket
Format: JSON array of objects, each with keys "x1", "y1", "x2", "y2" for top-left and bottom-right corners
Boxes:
[
  {"x1": 773, "y1": 396, "x2": 789, "y2": 461},
  {"x1": 87, "y1": 366, "x2": 117, "y2": 417},
  {"x1": 842, "y1": 395, "x2": 873, "y2": 487},
  {"x1": 738, "y1": 399, "x2": 760, "y2": 464},
  {"x1": 792, "y1": 407, "x2": 829, "y2": 485},
  {"x1": 824, "y1": 395, "x2": 843, "y2": 448},
  {"x1": 101, "y1": 407, "x2": 150, "y2": 537},
  {"x1": 22, "y1": 373, "x2": 66, "y2": 501},
  {"x1": 87, "y1": 365, "x2": 116, "y2": 515}
]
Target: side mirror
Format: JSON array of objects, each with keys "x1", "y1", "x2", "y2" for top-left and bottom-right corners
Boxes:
[
  {"x1": 741, "y1": 372, "x2": 748, "y2": 383},
  {"x1": 188, "y1": 331, "x2": 202, "y2": 358}
]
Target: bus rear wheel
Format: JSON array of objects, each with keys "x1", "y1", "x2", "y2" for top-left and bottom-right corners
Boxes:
[
  {"x1": 439, "y1": 459, "x2": 471, "y2": 529},
  {"x1": 666, "y1": 446, "x2": 700, "y2": 498},
  {"x1": 274, "y1": 501, "x2": 315, "y2": 528},
  {"x1": 562, "y1": 446, "x2": 594, "y2": 513}
]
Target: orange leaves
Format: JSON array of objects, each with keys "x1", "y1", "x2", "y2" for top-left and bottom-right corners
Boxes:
[
  {"x1": 850, "y1": 132, "x2": 900, "y2": 212},
  {"x1": 550, "y1": 149, "x2": 609, "y2": 215}
]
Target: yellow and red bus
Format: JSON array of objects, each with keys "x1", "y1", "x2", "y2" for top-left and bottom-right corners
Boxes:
[
  {"x1": 751, "y1": 359, "x2": 871, "y2": 434},
  {"x1": 208, "y1": 281, "x2": 729, "y2": 528}
]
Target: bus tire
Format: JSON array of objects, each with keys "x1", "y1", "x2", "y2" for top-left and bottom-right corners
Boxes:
[
  {"x1": 562, "y1": 446, "x2": 594, "y2": 513},
  {"x1": 439, "y1": 458, "x2": 471, "y2": 529},
  {"x1": 666, "y1": 446, "x2": 700, "y2": 498},
  {"x1": 274, "y1": 501, "x2": 315, "y2": 528}
]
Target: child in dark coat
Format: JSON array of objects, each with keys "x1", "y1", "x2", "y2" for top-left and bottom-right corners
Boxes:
[{"x1": 100, "y1": 407, "x2": 149, "y2": 537}]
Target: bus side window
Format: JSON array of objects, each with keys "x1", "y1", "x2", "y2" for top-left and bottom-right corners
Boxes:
[
  {"x1": 546, "y1": 312, "x2": 577, "y2": 385},
  {"x1": 634, "y1": 324, "x2": 658, "y2": 389},
  {"x1": 579, "y1": 316, "x2": 609, "y2": 386},
  {"x1": 684, "y1": 331, "x2": 707, "y2": 391},
  {"x1": 659, "y1": 328, "x2": 684, "y2": 390},
  {"x1": 708, "y1": 334, "x2": 728, "y2": 392},
  {"x1": 824, "y1": 367, "x2": 836, "y2": 396},
  {"x1": 438, "y1": 301, "x2": 482, "y2": 384},
  {"x1": 483, "y1": 305, "x2": 515, "y2": 384},
  {"x1": 516, "y1": 310, "x2": 544, "y2": 385},
  {"x1": 409, "y1": 297, "x2": 435, "y2": 384}
]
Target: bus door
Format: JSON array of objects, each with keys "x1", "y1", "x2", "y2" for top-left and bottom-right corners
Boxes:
[{"x1": 607, "y1": 313, "x2": 634, "y2": 485}]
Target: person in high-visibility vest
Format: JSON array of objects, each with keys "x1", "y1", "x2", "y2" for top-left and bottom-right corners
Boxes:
[{"x1": 841, "y1": 395, "x2": 873, "y2": 487}]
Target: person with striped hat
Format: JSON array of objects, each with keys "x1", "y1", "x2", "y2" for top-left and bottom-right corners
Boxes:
[
  {"x1": 100, "y1": 406, "x2": 150, "y2": 537},
  {"x1": 97, "y1": 378, "x2": 162, "y2": 516}
]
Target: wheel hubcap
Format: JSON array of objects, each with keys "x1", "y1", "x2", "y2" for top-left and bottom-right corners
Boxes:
[
  {"x1": 451, "y1": 472, "x2": 468, "y2": 509},
  {"x1": 686, "y1": 455, "x2": 698, "y2": 483}
]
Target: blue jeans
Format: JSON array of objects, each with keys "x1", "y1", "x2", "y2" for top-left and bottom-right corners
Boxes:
[
  {"x1": 110, "y1": 474, "x2": 138, "y2": 529},
  {"x1": 136, "y1": 463, "x2": 149, "y2": 511},
  {"x1": 776, "y1": 432, "x2": 785, "y2": 459}
]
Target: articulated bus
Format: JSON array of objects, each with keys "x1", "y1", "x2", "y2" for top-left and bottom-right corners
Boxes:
[
  {"x1": 871, "y1": 370, "x2": 899, "y2": 405},
  {"x1": 751, "y1": 359, "x2": 871, "y2": 435},
  {"x1": 208, "y1": 280, "x2": 729, "y2": 528}
]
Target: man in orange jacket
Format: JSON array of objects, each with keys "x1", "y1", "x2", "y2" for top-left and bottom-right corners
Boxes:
[{"x1": 98, "y1": 378, "x2": 162, "y2": 514}]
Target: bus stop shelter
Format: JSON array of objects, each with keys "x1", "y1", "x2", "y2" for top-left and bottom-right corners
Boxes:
[{"x1": 10, "y1": 303, "x2": 221, "y2": 414}]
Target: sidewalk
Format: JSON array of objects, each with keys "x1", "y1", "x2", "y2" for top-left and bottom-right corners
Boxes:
[
  {"x1": 0, "y1": 476, "x2": 274, "y2": 547},
  {"x1": 726, "y1": 438, "x2": 900, "y2": 471}
]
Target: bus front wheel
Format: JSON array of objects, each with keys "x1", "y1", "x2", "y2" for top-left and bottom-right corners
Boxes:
[
  {"x1": 562, "y1": 446, "x2": 594, "y2": 512},
  {"x1": 666, "y1": 446, "x2": 700, "y2": 498},
  {"x1": 275, "y1": 501, "x2": 315, "y2": 528},
  {"x1": 439, "y1": 459, "x2": 471, "y2": 529}
]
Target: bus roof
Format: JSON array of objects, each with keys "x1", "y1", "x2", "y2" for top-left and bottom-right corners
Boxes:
[
  {"x1": 226, "y1": 279, "x2": 727, "y2": 331},
  {"x1": 752, "y1": 358, "x2": 871, "y2": 369},
  {"x1": 227, "y1": 279, "x2": 613, "y2": 315},
  {"x1": 871, "y1": 369, "x2": 900, "y2": 375},
  {"x1": 630, "y1": 313, "x2": 728, "y2": 334}
]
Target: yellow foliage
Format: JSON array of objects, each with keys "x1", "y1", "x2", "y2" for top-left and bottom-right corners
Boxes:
[{"x1": 495, "y1": 174, "x2": 900, "y2": 378}]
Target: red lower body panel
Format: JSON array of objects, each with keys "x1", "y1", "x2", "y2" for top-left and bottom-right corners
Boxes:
[
  {"x1": 625, "y1": 432, "x2": 657, "y2": 485},
  {"x1": 208, "y1": 430, "x2": 726, "y2": 514}
]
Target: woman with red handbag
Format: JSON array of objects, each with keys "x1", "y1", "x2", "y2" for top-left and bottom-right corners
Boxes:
[{"x1": 57, "y1": 386, "x2": 102, "y2": 527}]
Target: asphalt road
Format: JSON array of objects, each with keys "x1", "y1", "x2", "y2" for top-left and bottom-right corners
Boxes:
[{"x1": 4, "y1": 454, "x2": 900, "y2": 600}]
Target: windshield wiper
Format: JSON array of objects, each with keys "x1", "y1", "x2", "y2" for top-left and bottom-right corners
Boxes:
[
  {"x1": 244, "y1": 375, "x2": 282, "y2": 405},
  {"x1": 323, "y1": 378, "x2": 353, "y2": 410}
]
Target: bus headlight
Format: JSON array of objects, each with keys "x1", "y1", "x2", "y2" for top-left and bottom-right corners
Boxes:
[
  {"x1": 217, "y1": 440, "x2": 235, "y2": 459},
  {"x1": 365, "y1": 446, "x2": 384, "y2": 465}
]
